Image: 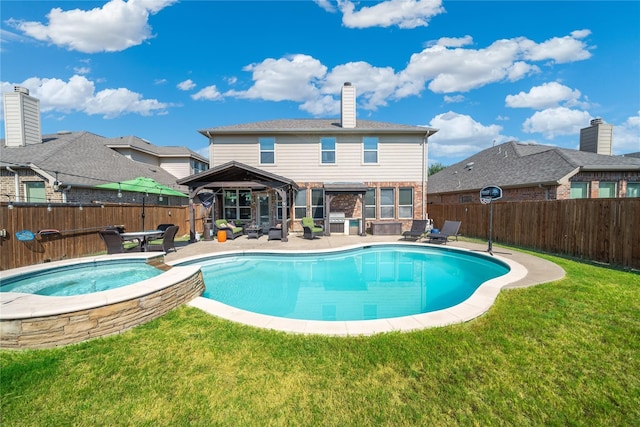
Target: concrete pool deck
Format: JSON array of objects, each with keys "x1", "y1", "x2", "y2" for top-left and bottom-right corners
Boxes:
[{"x1": 164, "y1": 233, "x2": 566, "y2": 336}]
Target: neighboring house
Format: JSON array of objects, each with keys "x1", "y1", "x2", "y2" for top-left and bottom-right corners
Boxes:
[
  {"x1": 427, "y1": 141, "x2": 640, "y2": 204},
  {"x1": 1, "y1": 86, "x2": 204, "y2": 206},
  {"x1": 179, "y1": 83, "x2": 438, "y2": 237},
  {"x1": 0, "y1": 131, "x2": 190, "y2": 206},
  {"x1": 104, "y1": 135, "x2": 208, "y2": 179}
]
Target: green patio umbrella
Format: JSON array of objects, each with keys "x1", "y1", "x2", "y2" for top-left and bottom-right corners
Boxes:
[
  {"x1": 95, "y1": 177, "x2": 188, "y2": 198},
  {"x1": 96, "y1": 177, "x2": 188, "y2": 230}
]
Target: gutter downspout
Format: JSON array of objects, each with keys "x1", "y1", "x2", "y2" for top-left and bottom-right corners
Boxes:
[
  {"x1": 6, "y1": 166, "x2": 20, "y2": 202},
  {"x1": 422, "y1": 137, "x2": 426, "y2": 220}
]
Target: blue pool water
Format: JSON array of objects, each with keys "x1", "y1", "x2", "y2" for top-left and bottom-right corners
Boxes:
[
  {"x1": 1, "y1": 261, "x2": 163, "y2": 296},
  {"x1": 180, "y1": 245, "x2": 510, "y2": 321}
]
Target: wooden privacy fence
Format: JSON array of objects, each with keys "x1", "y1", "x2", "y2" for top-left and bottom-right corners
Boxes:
[
  {"x1": 427, "y1": 198, "x2": 640, "y2": 270},
  {"x1": 0, "y1": 203, "x2": 200, "y2": 271},
  {"x1": 1, "y1": 199, "x2": 639, "y2": 271}
]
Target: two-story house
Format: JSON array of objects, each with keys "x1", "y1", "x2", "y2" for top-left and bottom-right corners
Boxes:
[{"x1": 178, "y1": 83, "x2": 438, "y2": 241}]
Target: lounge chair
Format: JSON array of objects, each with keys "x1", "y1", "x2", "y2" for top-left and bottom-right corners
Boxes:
[
  {"x1": 402, "y1": 219, "x2": 431, "y2": 240},
  {"x1": 99, "y1": 229, "x2": 139, "y2": 254},
  {"x1": 301, "y1": 217, "x2": 323, "y2": 239},
  {"x1": 147, "y1": 225, "x2": 179, "y2": 253},
  {"x1": 425, "y1": 220, "x2": 461, "y2": 244},
  {"x1": 214, "y1": 219, "x2": 243, "y2": 240}
]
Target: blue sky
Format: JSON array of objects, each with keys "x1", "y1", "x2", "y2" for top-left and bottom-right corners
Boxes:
[{"x1": 1, "y1": 0, "x2": 639, "y2": 166}]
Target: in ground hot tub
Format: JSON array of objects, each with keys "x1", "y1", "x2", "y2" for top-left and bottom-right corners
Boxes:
[{"x1": 0, "y1": 253, "x2": 204, "y2": 349}]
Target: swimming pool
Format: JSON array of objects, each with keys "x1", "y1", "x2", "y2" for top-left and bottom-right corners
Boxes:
[
  {"x1": 175, "y1": 242, "x2": 527, "y2": 334},
  {"x1": 0, "y1": 260, "x2": 163, "y2": 296}
]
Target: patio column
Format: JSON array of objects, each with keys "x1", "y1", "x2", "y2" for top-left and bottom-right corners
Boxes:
[{"x1": 274, "y1": 187, "x2": 289, "y2": 242}]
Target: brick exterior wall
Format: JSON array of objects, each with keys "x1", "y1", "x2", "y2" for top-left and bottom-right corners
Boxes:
[
  {"x1": 292, "y1": 180, "x2": 425, "y2": 232},
  {"x1": 428, "y1": 171, "x2": 640, "y2": 204},
  {"x1": 0, "y1": 268, "x2": 205, "y2": 350}
]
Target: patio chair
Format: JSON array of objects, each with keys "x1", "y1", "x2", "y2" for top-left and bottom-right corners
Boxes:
[
  {"x1": 268, "y1": 224, "x2": 283, "y2": 241},
  {"x1": 147, "y1": 225, "x2": 179, "y2": 253},
  {"x1": 425, "y1": 220, "x2": 461, "y2": 244},
  {"x1": 301, "y1": 217, "x2": 324, "y2": 239},
  {"x1": 99, "y1": 229, "x2": 139, "y2": 254},
  {"x1": 402, "y1": 219, "x2": 431, "y2": 240},
  {"x1": 156, "y1": 223, "x2": 174, "y2": 233}
]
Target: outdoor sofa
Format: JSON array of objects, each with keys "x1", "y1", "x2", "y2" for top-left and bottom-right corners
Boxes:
[{"x1": 214, "y1": 219, "x2": 244, "y2": 240}]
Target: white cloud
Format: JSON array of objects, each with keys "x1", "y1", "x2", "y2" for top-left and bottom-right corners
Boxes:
[
  {"x1": 2, "y1": 75, "x2": 169, "y2": 118},
  {"x1": 208, "y1": 29, "x2": 594, "y2": 117},
  {"x1": 444, "y1": 95, "x2": 464, "y2": 103},
  {"x1": 73, "y1": 66, "x2": 91, "y2": 75},
  {"x1": 338, "y1": 0, "x2": 445, "y2": 29},
  {"x1": 613, "y1": 112, "x2": 640, "y2": 154},
  {"x1": 522, "y1": 107, "x2": 592, "y2": 139},
  {"x1": 426, "y1": 111, "x2": 503, "y2": 160},
  {"x1": 177, "y1": 79, "x2": 196, "y2": 91},
  {"x1": 522, "y1": 30, "x2": 592, "y2": 64},
  {"x1": 506, "y1": 82, "x2": 584, "y2": 109},
  {"x1": 192, "y1": 85, "x2": 222, "y2": 101},
  {"x1": 313, "y1": 0, "x2": 336, "y2": 13},
  {"x1": 9, "y1": 0, "x2": 177, "y2": 53},
  {"x1": 225, "y1": 54, "x2": 327, "y2": 103}
]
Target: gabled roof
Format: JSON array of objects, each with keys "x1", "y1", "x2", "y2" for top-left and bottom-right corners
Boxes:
[
  {"x1": 428, "y1": 141, "x2": 640, "y2": 195},
  {"x1": 177, "y1": 160, "x2": 298, "y2": 191},
  {"x1": 199, "y1": 119, "x2": 437, "y2": 137},
  {"x1": 0, "y1": 131, "x2": 185, "y2": 191},
  {"x1": 104, "y1": 135, "x2": 208, "y2": 162}
]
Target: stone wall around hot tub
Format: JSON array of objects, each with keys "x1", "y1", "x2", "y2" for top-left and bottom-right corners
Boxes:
[{"x1": 0, "y1": 267, "x2": 204, "y2": 350}]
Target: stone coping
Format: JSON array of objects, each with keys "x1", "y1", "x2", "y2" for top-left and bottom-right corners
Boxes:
[{"x1": 172, "y1": 242, "x2": 529, "y2": 336}]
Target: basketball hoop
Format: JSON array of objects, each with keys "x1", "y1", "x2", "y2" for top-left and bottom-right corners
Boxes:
[{"x1": 480, "y1": 197, "x2": 492, "y2": 205}]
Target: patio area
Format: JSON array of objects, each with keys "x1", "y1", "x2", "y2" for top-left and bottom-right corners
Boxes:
[{"x1": 164, "y1": 232, "x2": 565, "y2": 290}]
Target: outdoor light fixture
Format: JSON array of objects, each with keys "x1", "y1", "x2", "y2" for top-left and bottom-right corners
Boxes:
[
  {"x1": 6, "y1": 194, "x2": 14, "y2": 210},
  {"x1": 117, "y1": 183, "x2": 123, "y2": 198},
  {"x1": 158, "y1": 190, "x2": 163, "y2": 202},
  {"x1": 47, "y1": 200, "x2": 52, "y2": 212},
  {"x1": 79, "y1": 204, "x2": 83, "y2": 211}
]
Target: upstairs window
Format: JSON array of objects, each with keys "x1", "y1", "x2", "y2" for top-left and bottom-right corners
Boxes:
[
  {"x1": 259, "y1": 137, "x2": 275, "y2": 164},
  {"x1": 627, "y1": 182, "x2": 640, "y2": 198},
  {"x1": 363, "y1": 137, "x2": 378, "y2": 164},
  {"x1": 321, "y1": 137, "x2": 336, "y2": 164}
]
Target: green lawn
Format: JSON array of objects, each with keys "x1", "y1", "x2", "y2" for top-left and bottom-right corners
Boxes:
[{"x1": 1, "y1": 251, "x2": 639, "y2": 426}]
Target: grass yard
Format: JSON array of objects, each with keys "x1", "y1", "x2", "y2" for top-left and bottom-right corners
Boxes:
[{"x1": 1, "y1": 250, "x2": 639, "y2": 426}]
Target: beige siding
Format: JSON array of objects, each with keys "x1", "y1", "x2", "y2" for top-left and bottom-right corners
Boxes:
[
  {"x1": 210, "y1": 134, "x2": 425, "y2": 182},
  {"x1": 159, "y1": 158, "x2": 190, "y2": 179}
]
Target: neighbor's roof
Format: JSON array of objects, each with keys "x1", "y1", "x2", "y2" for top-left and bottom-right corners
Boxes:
[
  {"x1": 0, "y1": 131, "x2": 186, "y2": 191},
  {"x1": 104, "y1": 135, "x2": 208, "y2": 163},
  {"x1": 428, "y1": 141, "x2": 640, "y2": 195},
  {"x1": 199, "y1": 119, "x2": 437, "y2": 136}
]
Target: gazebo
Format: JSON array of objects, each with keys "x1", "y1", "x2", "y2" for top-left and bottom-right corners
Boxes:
[{"x1": 177, "y1": 161, "x2": 299, "y2": 242}]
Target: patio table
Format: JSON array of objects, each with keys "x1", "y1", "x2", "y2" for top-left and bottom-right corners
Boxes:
[{"x1": 120, "y1": 230, "x2": 164, "y2": 251}]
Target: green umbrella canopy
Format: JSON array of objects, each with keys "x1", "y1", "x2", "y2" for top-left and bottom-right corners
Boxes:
[{"x1": 95, "y1": 177, "x2": 188, "y2": 197}]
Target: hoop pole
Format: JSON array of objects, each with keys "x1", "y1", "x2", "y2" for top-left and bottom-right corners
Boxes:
[{"x1": 488, "y1": 199, "x2": 493, "y2": 254}]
